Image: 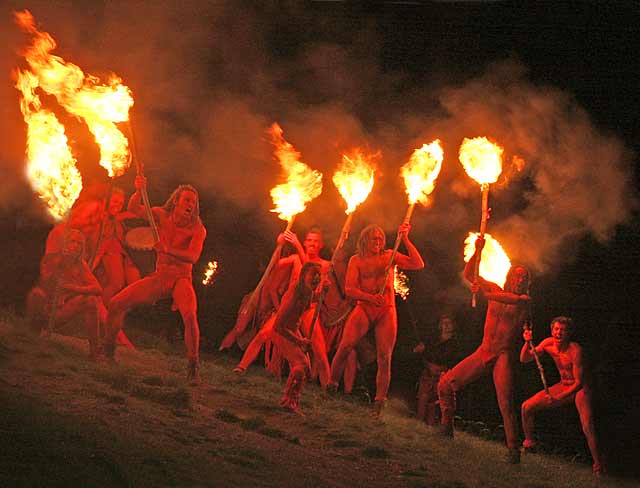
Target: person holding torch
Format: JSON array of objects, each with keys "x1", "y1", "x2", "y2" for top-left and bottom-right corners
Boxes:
[{"x1": 437, "y1": 236, "x2": 531, "y2": 464}]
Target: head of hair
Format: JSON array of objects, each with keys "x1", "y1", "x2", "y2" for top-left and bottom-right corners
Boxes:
[
  {"x1": 504, "y1": 264, "x2": 531, "y2": 294},
  {"x1": 306, "y1": 226, "x2": 323, "y2": 239},
  {"x1": 163, "y1": 184, "x2": 200, "y2": 223},
  {"x1": 357, "y1": 224, "x2": 385, "y2": 256},
  {"x1": 550, "y1": 316, "x2": 574, "y2": 335},
  {"x1": 295, "y1": 262, "x2": 321, "y2": 299}
]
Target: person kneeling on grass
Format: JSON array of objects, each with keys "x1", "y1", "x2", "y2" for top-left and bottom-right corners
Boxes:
[{"x1": 272, "y1": 262, "x2": 323, "y2": 415}]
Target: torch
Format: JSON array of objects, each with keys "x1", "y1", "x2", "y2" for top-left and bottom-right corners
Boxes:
[
  {"x1": 459, "y1": 137, "x2": 503, "y2": 306},
  {"x1": 307, "y1": 149, "x2": 375, "y2": 339},
  {"x1": 523, "y1": 311, "x2": 550, "y2": 395},
  {"x1": 378, "y1": 140, "x2": 443, "y2": 295},
  {"x1": 463, "y1": 232, "x2": 511, "y2": 290},
  {"x1": 243, "y1": 123, "x2": 323, "y2": 315}
]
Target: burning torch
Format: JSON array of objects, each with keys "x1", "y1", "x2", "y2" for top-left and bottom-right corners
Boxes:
[
  {"x1": 307, "y1": 149, "x2": 375, "y2": 339},
  {"x1": 459, "y1": 137, "x2": 503, "y2": 307},
  {"x1": 378, "y1": 140, "x2": 443, "y2": 295},
  {"x1": 244, "y1": 123, "x2": 323, "y2": 315}
]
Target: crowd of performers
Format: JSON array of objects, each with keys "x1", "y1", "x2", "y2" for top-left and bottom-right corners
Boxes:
[{"x1": 25, "y1": 180, "x2": 605, "y2": 475}]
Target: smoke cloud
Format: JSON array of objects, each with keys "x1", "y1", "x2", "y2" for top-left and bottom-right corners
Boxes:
[{"x1": 0, "y1": 1, "x2": 635, "y2": 290}]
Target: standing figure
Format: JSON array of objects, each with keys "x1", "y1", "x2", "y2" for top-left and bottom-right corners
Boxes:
[
  {"x1": 413, "y1": 315, "x2": 459, "y2": 425},
  {"x1": 104, "y1": 176, "x2": 206, "y2": 384},
  {"x1": 520, "y1": 316, "x2": 605, "y2": 474},
  {"x1": 272, "y1": 262, "x2": 322, "y2": 415},
  {"x1": 26, "y1": 229, "x2": 104, "y2": 360},
  {"x1": 328, "y1": 222, "x2": 424, "y2": 416},
  {"x1": 437, "y1": 236, "x2": 530, "y2": 464}
]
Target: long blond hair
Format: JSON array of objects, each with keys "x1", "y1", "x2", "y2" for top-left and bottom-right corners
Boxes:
[{"x1": 356, "y1": 224, "x2": 385, "y2": 256}]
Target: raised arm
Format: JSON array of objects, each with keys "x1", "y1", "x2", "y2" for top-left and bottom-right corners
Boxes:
[
  {"x1": 520, "y1": 333, "x2": 551, "y2": 363},
  {"x1": 394, "y1": 222, "x2": 425, "y2": 270}
]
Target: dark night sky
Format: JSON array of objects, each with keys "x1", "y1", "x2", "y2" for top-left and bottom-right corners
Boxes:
[{"x1": 0, "y1": 0, "x2": 639, "y2": 477}]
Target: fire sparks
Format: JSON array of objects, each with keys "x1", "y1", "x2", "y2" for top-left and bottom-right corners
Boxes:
[
  {"x1": 459, "y1": 137, "x2": 503, "y2": 187},
  {"x1": 401, "y1": 140, "x2": 444, "y2": 206},
  {"x1": 332, "y1": 149, "x2": 375, "y2": 215},
  {"x1": 394, "y1": 267, "x2": 410, "y2": 300},
  {"x1": 14, "y1": 10, "x2": 134, "y2": 183},
  {"x1": 202, "y1": 260, "x2": 219, "y2": 286},
  {"x1": 267, "y1": 123, "x2": 323, "y2": 222},
  {"x1": 464, "y1": 232, "x2": 511, "y2": 288}
]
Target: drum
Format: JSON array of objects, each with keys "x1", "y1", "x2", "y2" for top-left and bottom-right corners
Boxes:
[{"x1": 124, "y1": 226, "x2": 156, "y2": 251}]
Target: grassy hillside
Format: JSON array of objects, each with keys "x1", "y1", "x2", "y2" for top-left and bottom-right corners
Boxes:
[{"x1": 0, "y1": 310, "x2": 634, "y2": 488}]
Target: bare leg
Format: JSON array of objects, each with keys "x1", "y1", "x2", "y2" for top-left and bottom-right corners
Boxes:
[
  {"x1": 575, "y1": 389, "x2": 605, "y2": 473},
  {"x1": 236, "y1": 315, "x2": 276, "y2": 371},
  {"x1": 437, "y1": 348, "x2": 488, "y2": 428},
  {"x1": 330, "y1": 307, "x2": 370, "y2": 387},
  {"x1": 343, "y1": 350, "x2": 357, "y2": 394},
  {"x1": 173, "y1": 278, "x2": 200, "y2": 363},
  {"x1": 492, "y1": 353, "x2": 518, "y2": 449},
  {"x1": 521, "y1": 383, "x2": 569, "y2": 445},
  {"x1": 373, "y1": 309, "x2": 397, "y2": 402}
]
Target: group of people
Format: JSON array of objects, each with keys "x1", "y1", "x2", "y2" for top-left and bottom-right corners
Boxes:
[
  {"x1": 25, "y1": 178, "x2": 605, "y2": 475},
  {"x1": 27, "y1": 175, "x2": 206, "y2": 383}
]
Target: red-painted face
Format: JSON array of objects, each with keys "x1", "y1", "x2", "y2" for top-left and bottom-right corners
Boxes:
[
  {"x1": 366, "y1": 230, "x2": 385, "y2": 255},
  {"x1": 174, "y1": 190, "x2": 197, "y2": 221},
  {"x1": 551, "y1": 321, "x2": 570, "y2": 345},
  {"x1": 108, "y1": 192, "x2": 125, "y2": 215},
  {"x1": 303, "y1": 232, "x2": 323, "y2": 258},
  {"x1": 506, "y1": 266, "x2": 529, "y2": 294}
]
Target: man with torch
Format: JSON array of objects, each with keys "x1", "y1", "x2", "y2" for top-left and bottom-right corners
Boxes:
[
  {"x1": 103, "y1": 176, "x2": 206, "y2": 384},
  {"x1": 437, "y1": 237, "x2": 531, "y2": 464},
  {"x1": 520, "y1": 316, "x2": 606, "y2": 475}
]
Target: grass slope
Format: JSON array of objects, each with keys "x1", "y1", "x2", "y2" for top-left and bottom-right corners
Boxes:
[{"x1": 0, "y1": 312, "x2": 633, "y2": 488}]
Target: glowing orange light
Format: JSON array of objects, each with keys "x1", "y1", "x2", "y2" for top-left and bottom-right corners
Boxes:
[
  {"x1": 332, "y1": 149, "x2": 375, "y2": 215},
  {"x1": 202, "y1": 260, "x2": 219, "y2": 286},
  {"x1": 401, "y1": 140, "x2": 443, "y2": 206},
  {"x1": 394, "y1": 267, "x2": 410, "y2": 300},
  {"x1": 464, "y1": 232, "x2": 511, "y2": 288},
  {"x1": 459, "y1": 137, "x2": 503, "y2": 186}
]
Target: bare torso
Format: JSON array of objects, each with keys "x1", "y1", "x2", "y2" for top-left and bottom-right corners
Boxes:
[
  {"x1": 349, "y1": 250, "x2": 395, "y2": 307},
  {"x1": 482, "y1": 300, "x2": 528, "y2": 355}
]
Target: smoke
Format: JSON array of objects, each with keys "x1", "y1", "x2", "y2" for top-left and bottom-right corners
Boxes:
[{"x1": 0, "y1": 2, "x2": 635, "y2": 285}]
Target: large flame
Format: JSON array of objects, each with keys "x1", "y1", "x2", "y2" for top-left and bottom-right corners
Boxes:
[
  {"x1": 459, "y1": 137, "x2": 503, "y2": 186},
  {"x1": 15, "y1": 11, "x2": 134, "y2": 179},
  {"x1": 401, "y1": 140, "x2": 443, "y2": 205},
  {"x1": 15, "y1": 69, "x2": 81, "y2": 220},
  {"x1": 268, "y1": 123, "x2": 323, "y2": 222},
  {"x1": 393, "y1": 266, "x2": 410, "y2": 300},
  {"x1": 332, "y1": 149, "x2": 375, "y2": 214},
  {"x1": 464, "y1": 232, "x2": 511, "y2": 288}
]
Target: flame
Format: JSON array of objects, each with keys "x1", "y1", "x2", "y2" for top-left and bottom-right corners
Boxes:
[
  {"x1": 268, "y1": 123, "x2": 323, "y2": 221},
  {"x1": 332, "y1": 149, "x2": 375, "y2": 214},
  {"x1": 15, "y1": 11, "x2": 133, "y2": 179},
  {"x1": 459, "y1": 137, "x2": 503, "y2": 186},
  {"x1": 15, "y1": 68, "x2": 82, "y2": 221},
  {"x1": 202, "y1": 260, "x2": 219, "y2": 286},
  {"x1": 464, "y1": 232, "x2": 511, "y2": 288},
  {"x1": 393, "y1": 266, "x2": 410, "y2": 300},
  {"x1": 401, "y1": 140, "x2": 443, "y2": 205}
]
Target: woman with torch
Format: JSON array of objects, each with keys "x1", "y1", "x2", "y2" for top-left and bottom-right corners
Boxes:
[{"x1": 327, "y1": 141, "x2": 441, "y2": 415}]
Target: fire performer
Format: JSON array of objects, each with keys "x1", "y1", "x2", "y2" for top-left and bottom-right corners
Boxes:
[
  {"x1": 413, "y1": 314, "x2": 460, "y2": 426},
  {"x1": 104, "y1": 175, "x2": 206, "y2": 383},
  {"x1": 328, "y1": 222, "x2": 424, "y2": 416},
  {"x1": 437, "y1": 236, "x2": 530, "y2": 464},
  {"x1": 233, "y1": 229, "x2": 334, "y2": 387},
  {"x1": 26, "y1": 229, "x2": 103, "y2": 360},
  {"x1": 520, "y1": 316, "x2": 606, "y2": 475},
  {"x1": 272, "y1": 262, "x2": 322, "y2": 415}
]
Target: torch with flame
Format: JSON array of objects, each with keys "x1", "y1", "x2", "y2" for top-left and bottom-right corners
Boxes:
[
  {"x1": 459, "y1": 137, "x2": 503, "y2": 306},
  {"x1": 463, "y1": 232, "x2": 511, "y2": 289},
  {"x1": 247, "y1": 123, "x2": 323, "y2": 310},
  {"x1": 202, "y1": 260, "x2": 219, "y2": 286},
  {"x1": 307, "y1": 149, "x2": 375, "y2": 338},
  {"x1": 379, "y1": 140, "x2": 443, "y2": 294}
]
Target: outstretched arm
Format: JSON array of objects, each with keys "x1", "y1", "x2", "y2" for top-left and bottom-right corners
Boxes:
[{"x1": 520, "y1": 333, "x2": 550, "y2": 363}]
